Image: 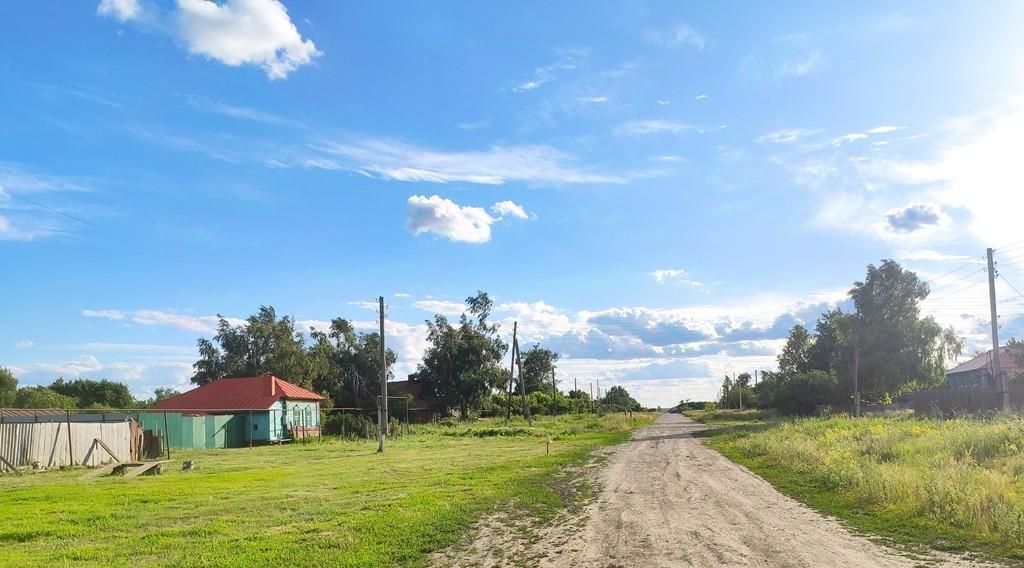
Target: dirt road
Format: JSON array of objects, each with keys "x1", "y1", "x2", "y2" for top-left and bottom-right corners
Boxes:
[{"x1": 436, "y1": 413, "x2": 992, "y2": 567}]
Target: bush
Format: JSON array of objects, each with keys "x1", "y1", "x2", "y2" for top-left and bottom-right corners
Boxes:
[{"x1": 322, "y1": 412, "x2": 373, "y2": 438}]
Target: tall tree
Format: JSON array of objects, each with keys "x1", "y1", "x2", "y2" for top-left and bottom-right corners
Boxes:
[
  {"x1": 0, "y1": 367, "x2": 17, "y2": 407},
  {"x1": 192, "y1": 306, "x2": 314, "y2": 387},
  {"x1": 603, "y1": 385, "x2": 640, "y2": 411},
  {"x1": 519, "y1": 344, "x2": 559, "y2": 394},
  {"x1": 49, "y1": 378, "x2": 134, "y2": 408},
  {"x1": 307, "y1": 317, "x2": 396, "y2": 408},
  {"x1": 778, "y1": 324, "x2": 814, "y2": 376},
  {"x1": 849, "y1": 259, "x2": 963, "y2": 398},
  {"x1": 414, "y1": 292, "x2": 507, "y2": 418}
]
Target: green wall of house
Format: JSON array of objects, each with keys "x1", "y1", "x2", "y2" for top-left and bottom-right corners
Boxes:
[{"x1": 140, "y1": 399, "x2": 320, "y2": 449}]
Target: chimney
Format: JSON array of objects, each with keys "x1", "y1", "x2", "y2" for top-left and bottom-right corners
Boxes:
[{"x1": 266, "y1": 373, "x2": 275, "y2": 397}]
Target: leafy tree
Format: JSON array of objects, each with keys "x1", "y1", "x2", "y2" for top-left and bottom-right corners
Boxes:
[
  {"x1": 192, "y1": 306, "x2": 315, "y2": 387},
  {"x1": 414, "y1": 292, "x2": 507, "y2": 418},
  {"x1": 1008, "y1": 338, "x2": 1024, "y2": 383},
  {"x1": 768, "y1": 371, "x2": 839, "y2": 416},
  {"x1": 778, "y1": 324, "x2": 814, "y2": 375},
  {"x1": 49, "y1": 378, "x2": 134, "y2": 408},
  {"x1": 153, "y1": 387, "x2": 180, "y2": 401},
  {"x1": 0, "y1": 367, "x2": 17, "y2": 407},
  {"x1": 848, "y1": 259, "x2": 962, "y2": 399},
  {"x1": 307, "y1": 317, "x2": 396, "y2": 408},
  {"x1": 807, "y1": 308, "x2": 846, "y2": 373},
  {"x1": 719, "y1": 375, "x2": 753, "y2": 409},
  {"x1": 519, "y1": 344, "x2": 559, "y2": 394},
  {"x1": 603, "y1": 385, "x2": 640, "y2": 411},
  {"x1": 14, "y1": 386, "x2": 77, "y2": 409}
]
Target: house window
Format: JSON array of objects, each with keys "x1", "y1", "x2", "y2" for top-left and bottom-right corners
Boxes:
[{"x1": 253, "y1": 423, "x2": 259, "y2": 431}]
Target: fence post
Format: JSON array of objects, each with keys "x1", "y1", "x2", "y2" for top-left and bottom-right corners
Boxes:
[
  {"x1": 248, "y1": 410, "x2": 253, "y2": 449},
  {"x1": 341, "y1": 408, "x2": 346, "y2": 439},
  {"x1": 66, "y1": 410, "x2": 74, "y2": 466},
  {"x1": 163, "y1": 411, "x2": 171, "y2": 460}
]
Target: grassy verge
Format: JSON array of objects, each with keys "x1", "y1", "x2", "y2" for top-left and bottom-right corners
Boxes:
[
  {"x1": 0, "y1": 413, "x2": 654, "y2": 567},
  {"x1": 685, "y1": 409, "x2": 1024, "y2": 560}
]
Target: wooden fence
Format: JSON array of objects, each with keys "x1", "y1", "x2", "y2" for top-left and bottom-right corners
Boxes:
[
  {"x1": 909, "y1": 384, "x2": 1024, "y2": 416},
  {"x1": 0, "y1": 420, "x2": 134, "y2": 472}
]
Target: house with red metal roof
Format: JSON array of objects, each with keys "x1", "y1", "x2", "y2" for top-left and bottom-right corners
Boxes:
[{"x1": 143, "y1": 374, "x2": 324, "y2": 448}]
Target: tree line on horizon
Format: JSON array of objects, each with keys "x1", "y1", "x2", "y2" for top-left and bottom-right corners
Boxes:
[{"x1": 2, "y1": 293, "x2": 641, "y2": 416}]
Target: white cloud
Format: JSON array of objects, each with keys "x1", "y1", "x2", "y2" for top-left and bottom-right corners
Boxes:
[
  {"x1": 406, "y1": 195, "x2": 496, "y2": 244},
  {"x1": 412, "y1": 300, "x2": 466, "y2": 316},
  {"x1": 96, "y1": 0, "x2": 140, "y2": 22},
  {"x1": 694, "y1": 94, "x2": 708, "y2": 100},
  {"x1": 26, "y1": 355, "x2": 104, "y2": 377},
  {"x1": 456, "y1": 119, "x2": 490, "y2": 131},
  {"x1": 176, "y1": 0, "x2": 320, "y2": 79},
  {"x1": 778, "y1": 50, "x2": 824, "y2": 77},
  {"x1": 650, "y1": 269, "x2": 704, "y2": 288},
  {"x1": 616, "y1": 120, "x2": 696, "y2": 136},
  {"x1": 98, "y1": 0, "x2": 320, "y2": 80},
  {"x1": 645, "y1": 24, "x2": 706, "y2": 50},
  {"x1": 866, "y1": 125, "x2": 904, "y2": 134},
  {"x1": 756, "y1": 128, "x2": 823, "y2": 144},
  {"x1": 656, "y1": 99, "x2": 671, "y2": 105},
  {"x1": 576, "y1": 96, "x2": 608, "y2": 103},
  {"x1": 798, "y1": 105, "x2": 1024, "y2": 247},
  {"x1": 651, "y1": 155, "x2": 683, "y2": 163},
  {"x1": 347, "y1": 301, "x2": 379, "y2": 311},
  {"x1": 896, "y1": 249, "x2": 985, "y2": 264},
  {"x1": 82, "y1": 308, "x2": 243, "y2": 333},
  {"x1": 185, "y1": 95, "x2": 300, "y2": 126},
  {"x1": 15, "y1": 339, "x2": 35, "y2": 349},
  {"x1": 314, "y1": 138, "x2": 623, "y2": 185},
  {"x1": 491, "y1": 200, "x2": 529, "y2": 220},
  {"x1": 832, "y1": 132, "x2": 868, "y2": 147},
  {"x1": 393, "y1": 292, "x2": 412, "y2": 298},
  {"x1": 511, "y1": 48, "x2": 587, "y2": 93},
  {"x1": 82, "y1": 309, "x2": 126, "y2": 320}
]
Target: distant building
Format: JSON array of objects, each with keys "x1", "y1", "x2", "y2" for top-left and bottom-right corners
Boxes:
[
  {"x1": 145, "y1": 373, "x2": 324, "y2": 448},
  {"x1": 390, "y1": 379, "x2": 437, "y2": 423},
  {"x1": 945, "y1": 346, "x2": 1022, "y2": 389}
]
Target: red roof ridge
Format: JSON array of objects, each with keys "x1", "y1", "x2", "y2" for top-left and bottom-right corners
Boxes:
[{"x1": 152, "y1": 374, "x2": 323, "y2": 411}]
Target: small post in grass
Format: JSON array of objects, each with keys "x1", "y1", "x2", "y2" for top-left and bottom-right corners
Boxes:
[{"x1": 546, "y1": 434, "x2": 551, "y2": 455}]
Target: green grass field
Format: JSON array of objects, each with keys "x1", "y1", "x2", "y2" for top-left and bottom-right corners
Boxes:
[
  {"x1": 686, "y1": 409, "x2": 1024, "y2": 559},
  {"x1": 0, "y1": 413, "x2": 653, "y2": 567}
]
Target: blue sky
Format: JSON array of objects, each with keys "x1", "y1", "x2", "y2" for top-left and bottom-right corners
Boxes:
[{"x1": 3, "y1": 0, "x2": 1024, "y2": 406}]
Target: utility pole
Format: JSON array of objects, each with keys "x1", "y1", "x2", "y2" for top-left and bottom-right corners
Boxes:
[
  {"x1": 516, "y1": 338, "x2": 531, "y2": 425},
  {"x1": 987, "y1": 248, "x2": 1009, "y2": 411},
  {"x1": 551, "y1": 368, "x2": 557, "y2": 415},
  {"x1": 754, "y1": 369, "x2": 758, "y2": 387},
  {"x1": 378, "y1": 296, "x2": 387, "y2": 453},
  {"x1": 506, "y1": 322, "x2": 518, "y2": 423},
  {"x1": 589, "y1": 381, "x2": 594, "y2": 413}
]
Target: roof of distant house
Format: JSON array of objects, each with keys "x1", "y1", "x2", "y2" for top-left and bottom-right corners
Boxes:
[
  {"x1": 153, "y1": 374, "x2": 324, "y2": 411},
  {"x1": 948, "y1": 346, "x2": 1023, "y2": 375}
]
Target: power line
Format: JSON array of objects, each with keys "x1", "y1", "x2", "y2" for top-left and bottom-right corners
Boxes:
[
  {"x1": 1000, "y1": 274, "x2": 1024, "y2": 302},
  {"x1": 8, "y1": 193, "x2": 98, "y2": 229},
  {"x1": 922, "y1": 261, "x2": 984, "y2": 287},
  {"x1": 928, "y1": 275, "x2": 989, "y2": 301},
  {"x1": 925, "y1": 267, "x2": 989, "y2": 296},
  {"x1": 996, "y1": 238, "x2": 1024, "y2": 253}
]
